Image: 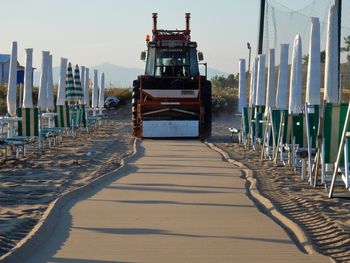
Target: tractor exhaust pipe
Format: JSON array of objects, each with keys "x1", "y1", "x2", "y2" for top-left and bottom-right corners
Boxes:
[
  {"x1": 152, "y1": 13, "x2": 158, "y2": 32},
  {"x1": 185, "y1": 13, "x2": 190, "y2": 32}
]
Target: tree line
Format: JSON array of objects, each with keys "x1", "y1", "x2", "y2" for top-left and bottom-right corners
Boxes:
[{"x1": 210, "y1": 74, "x2": 239, "y2": 88}]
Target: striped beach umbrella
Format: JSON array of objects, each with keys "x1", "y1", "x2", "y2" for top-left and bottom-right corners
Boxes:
[
  {"x1": 73, "y1": 65, "x2": 83, "y2": 103},
  {"x1": 65, "y1": 62, "x2": 75, "y2": 102}
]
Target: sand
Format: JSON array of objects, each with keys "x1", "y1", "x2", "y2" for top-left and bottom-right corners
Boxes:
[
  {"x1": 211, "y1": 112, "x2": 350, "y2": 262},
  {"x1": 0, "y1": 103, "x2": 134, "y2": 257}
]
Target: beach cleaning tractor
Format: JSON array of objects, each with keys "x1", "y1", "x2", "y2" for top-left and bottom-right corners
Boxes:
[{"x1": 132, "y1": 13, "x2": 211, "y2": 140}]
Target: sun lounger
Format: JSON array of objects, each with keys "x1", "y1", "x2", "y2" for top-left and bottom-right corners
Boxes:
[{"x1": 313, "y1": 102, "x2": 350, "y2": 189}]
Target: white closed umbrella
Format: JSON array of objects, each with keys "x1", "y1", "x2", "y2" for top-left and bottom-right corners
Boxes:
[
  {"x1": 80, "y1": 66, "x2": 85, "y2": 104},
  {"x1": 56, "y1": 58, "x2": 68, "y2": 106},
  {"x1": 84, "y1": 68, "x2": 90, "y2": 107},
  {"x1": 289, "y1": 35, "x2": 303, "y2": 114},
  {"x1": 98, "y1": 72, "x2": 105, "y2": 109},
  {"x1": 23, "y1": 48, "x2": 33, "y2": 108},
  {"x1": 46, "y1": 54, "x2": 55, "y2": 111},
  {"x1": 7, "y1": 41, "x2": 17, "y2": 116},
  {"x1": 324, "y1": 5, "x2": 338, "y2": 103},
  {"x1": 38, "y1": 51, "x2": 50, "y2": 111},
  {"x1": 275, "y1": 44, "x2": 289, "y2": 109},
  {"x1": 249, "y1": 57, "x2": 258, "y2": 107},
  {"x1": 266, "y1": 49, "x2": 275, "y2": 109},
  {"x1": 306, "y1": 17, "x2": 321, "y2": 105},
  {"x1": 255, "y1": 54, "x2": 266, "y2": 106},
  {"x1": 92, "y1": 69, "x2": 98, "y2": 108},
  {"x1": 238, "y1": 59, "x2": 246, "y2": 113}
]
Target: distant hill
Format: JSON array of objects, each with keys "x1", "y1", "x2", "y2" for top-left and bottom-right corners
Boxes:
[{"x1": 33, "y1": 63, "x2": 229, "y2": 87}]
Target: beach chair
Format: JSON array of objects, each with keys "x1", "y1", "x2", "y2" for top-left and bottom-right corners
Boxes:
[
  {"x1": 303, "y1": 104, "x2": 320, "y2": 182},
  {"x1": 55, "y1": 104, "x2": 70, "y2": 129},
  {"x1": 5, "y1": 108, "x2": 40, "y2": 157},
  {"x1": 228, "y1": 106, "x2": 249, "y2": 144},
  {"x1": 250, "y1": 105, "x2": 265, "y2": 149},
  {"x1": 272, "y1": 109, "x2": 289, "y2": 164},
  {"x1": 0, "y1": 122, "x2": 8, "y2": 159},
  {"x1": 329, "y1": 103, "x2": 350, "y2": 197},
  {"x1": 313, "y1": 102, "x2": 350, "y2": 189},
  {"x1": 261, "y1": 107, "x2": 287, "y2": 160},
  {"x1": 284, "y1": 113, "x2": 308, "y2": 168}
]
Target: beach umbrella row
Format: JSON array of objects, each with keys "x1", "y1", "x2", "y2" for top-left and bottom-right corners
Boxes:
[
  {"x1": 4, "y1": 41, "x2": 107, "y2": 118},
  {"x1": 244, "y1": 4, "x2": 338, "y2": 112}
]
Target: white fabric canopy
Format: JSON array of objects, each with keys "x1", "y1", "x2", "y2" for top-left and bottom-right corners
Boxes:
[
  {"x1": 275, "y1": 44, "x2": 289, "y2": 109},
  {"x1": 38, "y1": 51, "x2": 50, "y2": 111},
  {"x1": 265, "y1": 49, "x2": 275, "y2": 109},
  {"x1": 46, "y1": 54, "x2": 55, "y2": 111},
  {"x1": 98, "y1": 72, "x2": 105, "y2": 108},
  {"x1": 249, "y1": 57, "x2": 258, "y2": 107},
  {"x1": 23, "y1": 48, "x2": 33, "y2": 108},
  {"x1": 84, "y1": 68, "x2": 90, "y2": 107},
  {"x1": 255, "y1": 54, "x2": 266, "y2": 106},
  {"x1": 238, "y1": 59, "x2": 246, "y2": 113},
  {"x1": 289, "y1": 35, "x2": 303, "y2": 114},
  {"x1": 7, "y1": 41, "x2": 17, "y2": 116},
  {"x1": 306, "y1": 17, "x2": 321, "y2": 105},
  {"x1": 324, "y1": 5, "x2": 339, "y2": 103},
  {"x1": 56, "y1": 58, "x2": 68, "y2": 106},
  {"x1": 92, "y1": 70, "x2": 99, "y2": 108}
]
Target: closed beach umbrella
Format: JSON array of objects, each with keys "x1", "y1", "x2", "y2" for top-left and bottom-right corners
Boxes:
[
  {"x1": 238, "y1": 59, "x2": 246, "y2": 113},
  {"x1": 266, "y1": 49, "x2": 275, "y2": 109},
  {"x1": 275, "y1": 44, "x2": 289, "y2": 109},
  {"x1": 92, "y1": 69, "x2": 98, "y2": 108},
  {"x1": 306, "y1": 17, "x2": 321, "y2": 105},
  {"x1": 324, "y1": 5, "x2": 338, "y2": 103},
  {"x1": 98, "y1": 72, "x2": 105, "y2": 108},
  {"x1": 57, "y1": 58, "x2": 68, "y2": 106},
  {"x1": 23, "y1": 48, "x2": 33, "y2": 108},
  {"x1": 47, "y1": 54, "x2": 55, "y2": 111},
  {"x1": 7, "y1": 41, "x2": 17, "y2": 116},
  {"x1": 38, "y1": 51, "x2": 50, "y2": 111},
  {"x1": 73, "y1": 65, "x2": 83, "y2": 103},
  {"x1": 65, "y1": 62, "x2": 75, "y2": 103},
  {"x1": 249, "y1": 57, "x2": 258, "y2": 107},
  {"x1": 255, "y1": 54, "x2": 266, "y2": 106},
  {"x1": 289, "y1": 35, "x2": 303, "y2": 114},
  {"x1": 80, "y1": 66, "x2": 85, "y2": 104},
  {"x1": 84, "y1": 68, "x2": 90, "y2": 107}
]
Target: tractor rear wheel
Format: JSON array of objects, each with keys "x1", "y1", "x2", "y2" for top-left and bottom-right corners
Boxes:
[
  {"x1": 132, "y1": 80, "x2": 140, "y2": 136},
  {"x1": 203, "y1": 80, "x2": 212, "y2": 138}
]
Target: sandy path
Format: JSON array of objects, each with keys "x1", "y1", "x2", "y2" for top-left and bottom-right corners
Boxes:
[
  {"x1": 0, "y1": 104, "x2": 133, "y2": 257},
  {"x1": 25, "y1": 140, "x2": 329, "y2": 263}
]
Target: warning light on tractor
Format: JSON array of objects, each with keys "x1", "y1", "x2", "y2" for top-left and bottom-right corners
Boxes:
[{"x1": 146, "y1": 34, "x2": 150, "y2": 42}]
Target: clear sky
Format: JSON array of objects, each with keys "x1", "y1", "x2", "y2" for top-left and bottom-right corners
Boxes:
[{"x1": 0, "y1": 0, "x2": 314, "y2": 74}]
